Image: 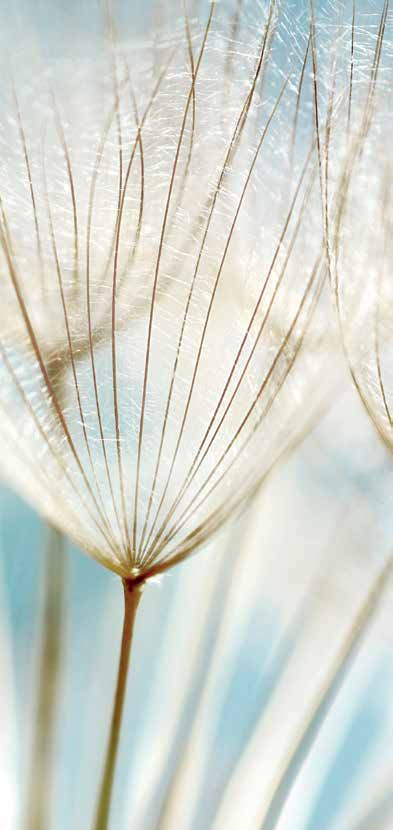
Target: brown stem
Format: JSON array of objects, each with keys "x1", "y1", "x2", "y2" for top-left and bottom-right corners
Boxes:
[
  {"x1": 92, "y1": 577, "x2": 144, "y2": 830},
  {"x1": 25, "y1": 526, "x2": 66, "y2": 830}
]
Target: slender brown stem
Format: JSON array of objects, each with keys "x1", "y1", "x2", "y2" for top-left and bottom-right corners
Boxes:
[
  {"x1": 92, "y1": 577, "x2": 144, "y2": 830},
  {"x1": 25, "y1": 525, "x2": 66, "y2": 830}
]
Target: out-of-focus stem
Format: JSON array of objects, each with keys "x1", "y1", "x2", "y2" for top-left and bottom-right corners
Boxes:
[
  {"x1": 25, "y1": 525, "x2": 66, "y2": 830},
  {"x1": 92, "y1": 577, "x2": 144, "y2": 830}
]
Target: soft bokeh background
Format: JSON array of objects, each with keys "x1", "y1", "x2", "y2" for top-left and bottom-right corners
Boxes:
[{"x1": 1, "y1": 387, "x2": 393, "y2": 829}]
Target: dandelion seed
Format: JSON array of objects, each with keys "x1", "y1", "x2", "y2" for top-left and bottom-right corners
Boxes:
[
  {"x1": 0, "y1": 3, "x2": 331, "y2": 582},
  {"x1": 0, "y1": 1, "x2": 338, "y2": 826},
  {"x1": 331, "y1": 0, "x2": 393, "y2": 457}
]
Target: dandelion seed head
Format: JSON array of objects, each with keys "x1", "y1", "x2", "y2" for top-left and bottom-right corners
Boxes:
[
  {"x1": 331, "y1": 0, "x2": 393, "y2": 456},
  {"x1": 0, "y1": 2, "x2": 336, "y2": 579}
]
